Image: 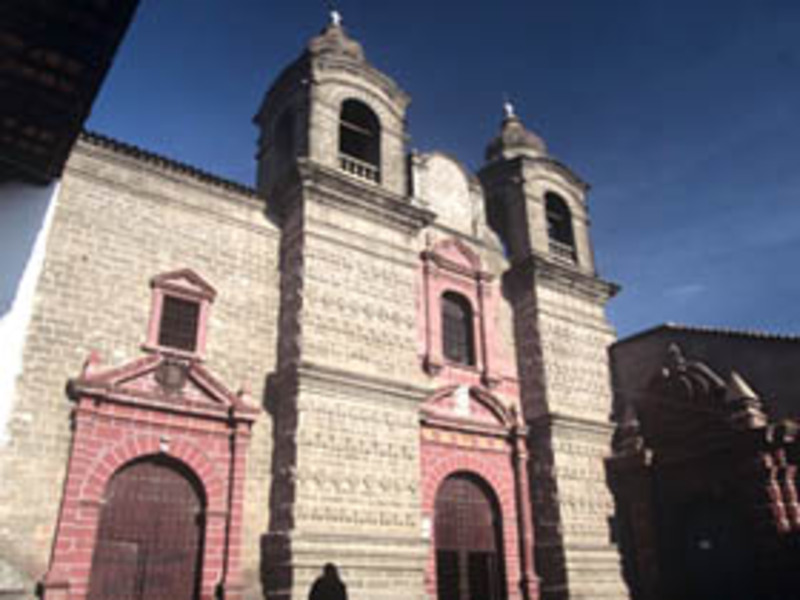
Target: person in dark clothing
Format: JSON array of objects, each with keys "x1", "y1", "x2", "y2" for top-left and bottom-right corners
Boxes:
[{"x1": 309, "y1": 563, "x2": 348, "y2": 600}]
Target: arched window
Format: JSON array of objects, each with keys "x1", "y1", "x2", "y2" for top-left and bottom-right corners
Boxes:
[
  {"x1": 442, "y1": 292, "x2": 475, "y2": 366},
  {"x1": 339, "y1": 99, "x2": 381, "y2": 183},
  {"x1": 545, "y1": 192, "x2": 576, "y2": 262}
]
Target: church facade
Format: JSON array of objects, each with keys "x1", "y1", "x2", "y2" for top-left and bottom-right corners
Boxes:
[{"x1": 0, "y1": 18, "x2": 626, "y2": 600}]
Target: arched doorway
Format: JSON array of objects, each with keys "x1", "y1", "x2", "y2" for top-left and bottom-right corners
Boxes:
[
  {"x1": 87, "y1": 456, "x2": 205, "y2": 600},
  {"x1": 434, "y1": 474, "x2": 506, "y2": 600}
]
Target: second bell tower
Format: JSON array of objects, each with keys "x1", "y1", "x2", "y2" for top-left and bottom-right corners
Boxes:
[{"x1": 479, "y1": 108, "x2": 627, "y2": 600}]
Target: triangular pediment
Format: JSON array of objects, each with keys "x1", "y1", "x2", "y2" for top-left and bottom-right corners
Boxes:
[
  {"x1": 69, "y1": 352, "x2": 256, "y2": 419},
  {"x1": 151, "y1": 268, "x2": 217, "y2": 301}
]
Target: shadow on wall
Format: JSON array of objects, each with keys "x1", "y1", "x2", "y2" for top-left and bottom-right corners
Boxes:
[
  {"x1": 260, "y1": 371, "x2": 299, "y2": 600},
  {"x1": 0, "y1": 181, "x2": 57, "y2": 319}
]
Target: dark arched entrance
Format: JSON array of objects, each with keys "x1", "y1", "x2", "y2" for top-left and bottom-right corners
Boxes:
[
  {"x1": 655, "y1": 494, "x2": 755, "y2": 600},
  {"x1": 434, "y1": 474, "x2": 506, "y2": 600},
  {"x1": 87, "y1": 456, "x2": 205, "y2": 600},
  {"x1": 676, "y1": 499, "x2": 754, "y2": 600}
]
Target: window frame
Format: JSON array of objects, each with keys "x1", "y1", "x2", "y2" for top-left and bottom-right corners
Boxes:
[
  {"x1": 157, "y1": 294, "x2": 202, "y2": 353},
  {"x1": 441, "y1": 291, "x2": 476, "y2": 367},
  {"x1": 144, "y1": 270, "x2": 216, "y2": 360},
  {"x1": 419, "y1": 238, "x2": 502, "y2": 387}
]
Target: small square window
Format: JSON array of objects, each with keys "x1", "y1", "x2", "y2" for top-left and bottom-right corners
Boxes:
[
  {"x1": 146, "y1": 270, "x2": 215, "y2": 359},
  {"x1": 158, "y1": 296, "x2": 200, "y2": 352}
]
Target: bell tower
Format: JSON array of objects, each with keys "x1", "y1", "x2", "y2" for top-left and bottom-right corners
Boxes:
[
  {"x1": 479, "y1": 107, "x2": 628, "y2": 600},
  {"x1": 254, "y1": 13, "x2": 410, "y2": 199},
  {"x1": 255, "y1": 13, "x2": 433, "y2": 600}
]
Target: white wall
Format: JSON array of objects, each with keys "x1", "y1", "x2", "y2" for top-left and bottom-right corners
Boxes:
[{"x1": 0, "y1": 180, "x2": 59, "y2": 445}]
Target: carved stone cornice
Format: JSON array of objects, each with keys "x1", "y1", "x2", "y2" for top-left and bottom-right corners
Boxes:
[
  {"x1": 479, "y1": 154, "x2": 590, "y2": 193},
  {"x1": 291, "y1": 360, "x2": 430, "y2": 404},
  {"x1": 628, "y1": 345, "x2": 771, "y2": 464},
  {"x1": 507, "y1": 252, "x2": 619, "y2": 303},
  {"x1": 421, "y1": 243, "x2": 495, "y2": 282},
  {"x1": 293, "y1": 159, "x2": 435, "y2": 232},
  {"x1": 528, "y1": 411, "x2": 616, "y2": 438},
  {"x1": 266, "y1": 159, "x2": 434, "y2": 231}
]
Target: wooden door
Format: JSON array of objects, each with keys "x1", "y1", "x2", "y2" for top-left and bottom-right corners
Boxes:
[
  {"x1": 88, "y1": 457, "x2": 205, "y2": 600},
  {"x1": 435, "y1": 475, "x2": 506, "y2": 600}
]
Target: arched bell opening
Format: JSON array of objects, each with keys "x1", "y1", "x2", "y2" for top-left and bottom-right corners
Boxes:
[
  {"x1": 338, "y1": 98, "x2": 381, "y2": 183},
  {"x1": 434, "y1": 472, "x2": 507, "y2": 600},
  {"x1": 87, "y1": 455, "x2": 206, "y2": 600},
  {"x1": 545, "y1": 192, "x2": 576, "y2": 263}
]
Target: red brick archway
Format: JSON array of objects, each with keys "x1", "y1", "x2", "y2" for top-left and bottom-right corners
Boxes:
[
  {"x1": 41, "y1": 352, "x2": 258, "y2": 600},
  {"x1": 77, "y1": 434, "x2": 226, "y2": 512}
]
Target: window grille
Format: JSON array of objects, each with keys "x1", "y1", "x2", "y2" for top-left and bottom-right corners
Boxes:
[
  {"x1": 442, "y1": 292, "x2": 475, "y2": 366},
  {"x1": 158, "y1": 296, "x2": 200, "y2": 352}
]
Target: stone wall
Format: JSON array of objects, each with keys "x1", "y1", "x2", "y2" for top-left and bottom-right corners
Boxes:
[
  {"x1": 300, "y1": 196, "x2": 423, "y2": 382},
  {"x1": 263, "y1": 168, "x2": 431, "y2": 600},
  {"x1": 529, "y1": 275, "x2": 626, "y2": 600},
  {"x1": 0, "y1": 181, "x2": 59, "y2": 449},
  {"x1": 0, "y1": 137, "x2": 281, "y2": 599}
]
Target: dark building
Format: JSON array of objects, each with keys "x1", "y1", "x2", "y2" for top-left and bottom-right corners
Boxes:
[{"x1": 607, "y1": 324, "x2": 800, "y2": 600}]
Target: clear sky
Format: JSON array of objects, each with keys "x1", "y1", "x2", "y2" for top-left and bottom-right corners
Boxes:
[{"x1": 86, "y1": 0, "x2": 800, "y2": 338}]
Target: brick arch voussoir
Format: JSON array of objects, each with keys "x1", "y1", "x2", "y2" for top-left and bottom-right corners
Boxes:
[
  {"x1": 425, "y1": 453, "x2": 514, "y2": 520},
  {"x1": 79, "y1": 434, "x2": 226, "y2": 512}
]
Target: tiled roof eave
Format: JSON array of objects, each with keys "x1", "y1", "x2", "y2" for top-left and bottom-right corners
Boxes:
[{"x1": 78, "y1": 130, "x2": 263, "y2": 202}]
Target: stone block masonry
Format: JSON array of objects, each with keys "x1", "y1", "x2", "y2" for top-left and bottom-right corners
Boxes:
[{"x1": 0, "y1": 136, "x2": 281, "y2": 599}]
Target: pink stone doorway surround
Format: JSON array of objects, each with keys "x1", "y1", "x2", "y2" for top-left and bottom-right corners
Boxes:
[
  {"x1": 418, "y1": 238, "x2": 539, "y2": 600},
  {"x1": 40, "y1": 351, "x2": 258, "y2": 600}
]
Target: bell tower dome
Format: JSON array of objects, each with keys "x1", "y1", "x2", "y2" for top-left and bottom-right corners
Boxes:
[
  {"x1": 480, "y1": 105, "x2": 596, "y2": 271},
  {"x1": 254, "y1": 13, "x2": 410, "y2": 199}
]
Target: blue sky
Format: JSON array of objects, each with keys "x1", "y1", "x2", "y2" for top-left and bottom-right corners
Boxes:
[{"x1": 86, "y1": 0, "x2": 800, "y2": 338}]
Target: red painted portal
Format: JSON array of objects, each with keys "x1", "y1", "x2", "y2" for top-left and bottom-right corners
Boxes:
[
  {"x1": 40, "y1": 349, "x2": 258, "y2": 600},
  {"x1": 421, "y1": 397, "x2": 538, "y2": 600},
  {"x1": 418, "y1": 238, "x2": 538, "y2": 600}
]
